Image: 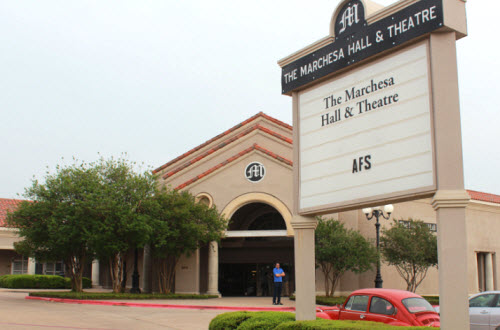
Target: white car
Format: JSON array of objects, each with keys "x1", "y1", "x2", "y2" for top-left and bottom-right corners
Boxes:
[{"x1": 435, "y1": 291, "x2": 500, "y2": 330}]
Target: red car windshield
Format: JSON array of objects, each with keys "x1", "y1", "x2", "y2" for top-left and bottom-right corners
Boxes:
[{"x1": 402, "y1": 298, "x2": 435, "y2": 313}]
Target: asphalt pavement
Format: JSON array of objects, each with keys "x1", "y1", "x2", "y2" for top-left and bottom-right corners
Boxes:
[{"x1": 0, "y1": 289, "x2": 296, "y2": 330}]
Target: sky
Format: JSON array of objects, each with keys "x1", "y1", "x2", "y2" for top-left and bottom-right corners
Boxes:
[{"x1": 1, "y1": 0, "x2": 499, "y2": 199}]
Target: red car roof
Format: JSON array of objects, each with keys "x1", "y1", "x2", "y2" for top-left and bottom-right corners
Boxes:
[{"x1": 350, "y1": 288, "x2": 423, "y2": 300}]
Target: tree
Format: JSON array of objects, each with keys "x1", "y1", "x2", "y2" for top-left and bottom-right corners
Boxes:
[
  {"x1": 87, "y1": 157, "x2": 156, "y2": 293},
  {"x1": 7, "y1": 163, "x2": 100, "y2": 292},
  {"x1": 315, "y1": 217, "x2": 378, "y2": 297},
  {"x1": 144, "y1": 188, "x2": 227, "y2": 293},
  {"x1": 380, "y1": 218, "x2": 438, "y2": 292},
  {"x1": 7, "y1": 156, "x2": 156, "y2": 293}
]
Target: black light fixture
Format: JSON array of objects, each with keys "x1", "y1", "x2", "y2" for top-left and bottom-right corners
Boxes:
[
  {"x1": 362, "y1": 204, "x2": 394, "y2": 288},
  {"x1": 130, "y1": 248, "x2": 141, "y2": 294}
]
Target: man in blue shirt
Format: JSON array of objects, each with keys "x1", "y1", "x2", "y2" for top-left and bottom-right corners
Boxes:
[{"x1": 273, "y1": 262, "x2": 285, "y2": 305}]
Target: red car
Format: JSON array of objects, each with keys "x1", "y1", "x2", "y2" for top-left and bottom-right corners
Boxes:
[{"x1": 316, "y1": 288, "x2": 440, "y2": 327}]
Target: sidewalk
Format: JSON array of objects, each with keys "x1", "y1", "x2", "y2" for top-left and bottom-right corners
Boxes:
[{"x1": 18, "y1": 288, "x2": 297, "y2": 312}]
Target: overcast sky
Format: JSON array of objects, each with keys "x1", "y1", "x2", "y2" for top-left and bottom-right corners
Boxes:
[{"x1": 1, "y1": 0, "x2": 499, "y2": 199}]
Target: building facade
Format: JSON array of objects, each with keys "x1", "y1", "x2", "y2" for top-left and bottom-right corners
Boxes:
[{"x1": 1, "y1": 112, "x2": 499, "y2": 296}]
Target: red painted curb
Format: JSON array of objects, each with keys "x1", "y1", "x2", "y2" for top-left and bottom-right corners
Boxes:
[{"x1": 25, "y1": 296, "x2": 296, "y2": 312}]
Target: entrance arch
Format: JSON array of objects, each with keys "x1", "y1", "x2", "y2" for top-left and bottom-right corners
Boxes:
[
  {"x1": 218, "y1": 195, "x2": 295, "y2": 297},
  {"x1": 221, "y1": 193, "x2": 294, "y2": 236}
]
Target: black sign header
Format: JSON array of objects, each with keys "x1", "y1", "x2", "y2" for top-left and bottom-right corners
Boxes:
[{"x1": 281, "y1": 0, "x2": 443, "y2": 94}]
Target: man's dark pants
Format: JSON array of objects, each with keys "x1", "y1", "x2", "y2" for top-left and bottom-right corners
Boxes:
[{"x1": 273, "y1": 282, "x2": 282, "y2": 304}]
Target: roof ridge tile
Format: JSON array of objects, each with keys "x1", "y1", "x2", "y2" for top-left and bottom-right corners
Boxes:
[
  {"x1": 174, "y1": 144, "x2": 292, "y2": 190},
  {"x1": 153, "y1": 112, "x2": 291, "y2": 174}
]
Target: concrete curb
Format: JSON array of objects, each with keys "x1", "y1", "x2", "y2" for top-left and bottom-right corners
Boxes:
[{"x1": 25, "y1": 296, "x2": 296, "y2": 312}]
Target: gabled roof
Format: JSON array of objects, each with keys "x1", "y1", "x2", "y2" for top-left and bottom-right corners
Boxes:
[
  {"x1": 0, "y1": 198, "x2": 26, "y2": 226},
  {"x1": 467, "y1": 190, "x2": 500, "y2": 205},
  {"x1": 153, "y1": 112, "x2": 292, "y2": 174},
  {"x1": 162, "y1": 124, "x2": 292, "y2": 180},
  {"x1": 175, "y1": 143, "x2": 293, "y2": 190}
]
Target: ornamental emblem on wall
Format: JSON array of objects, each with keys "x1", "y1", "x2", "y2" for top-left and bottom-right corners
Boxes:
[{"x1": 245, "y1": 162, "x2": 266, "y2": 183}]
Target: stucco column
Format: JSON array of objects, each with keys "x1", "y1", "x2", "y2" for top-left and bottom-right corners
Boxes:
[
  {"x1": 207, "y1": 241, "x2": 220, "y2": 296},
  {"x1": 291, "y1": 215, "x2": 317, "y2": 321},
  {"x1": 27, "y1": 257, "x2": 36, "y2": 275},
  {"x1": 429, "y1": 31, "x2": 470, "y2": 330},
  {"x1": 432, "y1": 191, "x2": 470, "y2": 330},
  {"x1": 485, "y1": 252, "x2": 494, "y2": 291},
  {"x1": 142, "y1": 244, "x2": 152, "y2": 293},
  {"x1": 91, "y1": 260, "x2": 101, "y2": 288}
]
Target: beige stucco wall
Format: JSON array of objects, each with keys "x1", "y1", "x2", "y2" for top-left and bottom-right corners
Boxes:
[
  {"x1": 313, "y1": 198, "x2": 500, "y2": 297},
  {"x1": 181, "y1": 152, "x2": 293, "y2": 224},
  {"x1": 466, "y1": 201, "x2": 500, "y2": 293},
  {"x1": 154, "y1": 113, "x2": 500, "y2": 297},
  {"x1": 175, "y1": 250, "x2": 200, "y2": 294},
  {"x1": 0, "y1": 228, "x2": 22, "y2": 250}
]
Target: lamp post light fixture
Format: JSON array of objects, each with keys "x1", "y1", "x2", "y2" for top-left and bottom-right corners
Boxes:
[
  {"x1": 362, "y1": 204, "x2": 394, "y2": 289},
  {"x1": 130, "y1": 248, "x2": 141, "y2": 294}
]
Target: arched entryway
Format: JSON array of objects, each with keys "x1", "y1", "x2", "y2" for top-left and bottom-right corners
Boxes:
[{"x1": 218, "y1": 202, "x2": 294, "y2": 296}]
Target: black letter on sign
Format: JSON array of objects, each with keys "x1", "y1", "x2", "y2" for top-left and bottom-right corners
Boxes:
[
  {"x1": 353, "y1": 155, "x2": 371, "y2": 173},
  {"x1": 364, "y1": 155, "x2": 371, "y2": 170}
]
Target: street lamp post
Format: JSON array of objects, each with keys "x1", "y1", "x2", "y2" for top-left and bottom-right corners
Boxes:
[
  {"x1": 130, "y1": 248, "x2": 141, "y2": 294},
  {"x1": 362, "y1": 205, "x2": 394, "y2": 288}
]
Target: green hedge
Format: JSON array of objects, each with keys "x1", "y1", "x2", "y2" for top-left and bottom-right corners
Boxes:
[
  {"x1": 209, "y1": 312, "x2": 295, "y2": 330},
  {"x1": 289, "y1": 295, "x2": 347, "y2": 306},
  {"x1": 422, "y1": 296, "x2": 439, "y2": 305},
  {"x1": 209, "y1": 312, "x2": 438, "y2": 330},
  {"x1": 290, "y1": 295, "x2": 439, "y2": 307},
  {"x1": 0, "y1": 275, "x2": 91, "y2": 289},
  {"x1": 29, "y1": 291, "x2": 219, "y2": 300}
]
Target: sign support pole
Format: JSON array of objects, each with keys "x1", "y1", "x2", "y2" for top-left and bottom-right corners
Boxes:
[
  {"x1": 429, "y1": 31, "x2": 470, "y2": 329},
  {"x1": 291, "y1": 215, "x2": 317, "y2": 321}
]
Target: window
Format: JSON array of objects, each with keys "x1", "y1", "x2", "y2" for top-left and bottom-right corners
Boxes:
[
  {"x1": 345, "y1": 295, "x2": 369, "y2": 312},
  {"x1": 370, "y1": 296, "x2": 395, "y2": 315},
  {"x1": 477, "y1": 252, "x2": 496, "y2": 292},
  {"x1": 12, "y1": 256, "x2": 28, "y2": 274},
  {"x1": 44, "y1": 261, "x2": 65, "y2": 275},
  {"x1": 402, "y1": 298, "x2": 435, "y2": 313},
  {"x1": 469, "y1": 294, "x2": 497, "y2": 308},
  {"x1": 35, "y1": 261, "x2": 65, "y2": 276}
]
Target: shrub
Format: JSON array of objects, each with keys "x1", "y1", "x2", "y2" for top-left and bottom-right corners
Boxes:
[
  {"x1": 0, "y1": 275, "x2": 91, "y2": 289},
  {"x1": 63, "y1": 277, "x2": 92, "y2": 289},
  {"x1": 289, "y1": 295, "x2": 347, "y2": 306},
  {"x1": 237, "y1": 312, "x2": 295, "y2": 330},
  {"x1": 210, "y1": 312, "x2": 438, "y2": 330},
  {"x1": 423, "y1": 296, "x2": 439, "y2": 305},
  {"x1": 290, "y1": 294, "x2": 439, "y2": 307},
  {"x1": 276, "y1": 320, "x2": 435, "y2": 329},
  {"x1": 29, "y1": 291, "x2": 219, "y2": 300},
  {"x1": 209, "y1": 311, "x2": 252, "y2": 330}
]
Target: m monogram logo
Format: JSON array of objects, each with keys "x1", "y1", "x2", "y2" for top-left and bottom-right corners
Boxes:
[
  {"x1": 338, "y1": 3, "x2": 360, "y2": 34},
  {"x1": 245, "y1": 162, "x2": 266, "y2": 183}
]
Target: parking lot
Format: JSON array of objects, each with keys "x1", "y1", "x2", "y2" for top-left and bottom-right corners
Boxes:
[{"x1": 0, "y1": 291, "x2": 230, "y2": 330}]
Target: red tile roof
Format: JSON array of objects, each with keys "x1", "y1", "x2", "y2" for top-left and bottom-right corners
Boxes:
[
  {"x1": 174, "y1": 143, "x2": 292, "y2": 190},
  {"x1": 153, "y1": 112, "x2": 291, "y2": 174},
  {"x1": 0, "y1": 198, "x2": 26, "y2": 227},
  {"x1": 162, "y1": 124, "x2": 292, "y2": 180},
  {"x1": 467, "y1": 190, "x2": 500, "y2": 205}
]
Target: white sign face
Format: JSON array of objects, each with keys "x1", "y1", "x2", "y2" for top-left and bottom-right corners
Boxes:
[{"x1": 298, "y1": 42, "x2": 435, "y2": 213}]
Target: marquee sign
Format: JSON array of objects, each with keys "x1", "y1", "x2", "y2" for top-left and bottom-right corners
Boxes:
[
  {"x1": 281, "y1": 0, "x2": 443, "y2": 94},
  {"x1": 281, "y1": 0, "x2": 469, "y2": 326},
  {"x1": 298, "y1": 41, "x2": 435, "y2": 213}
]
